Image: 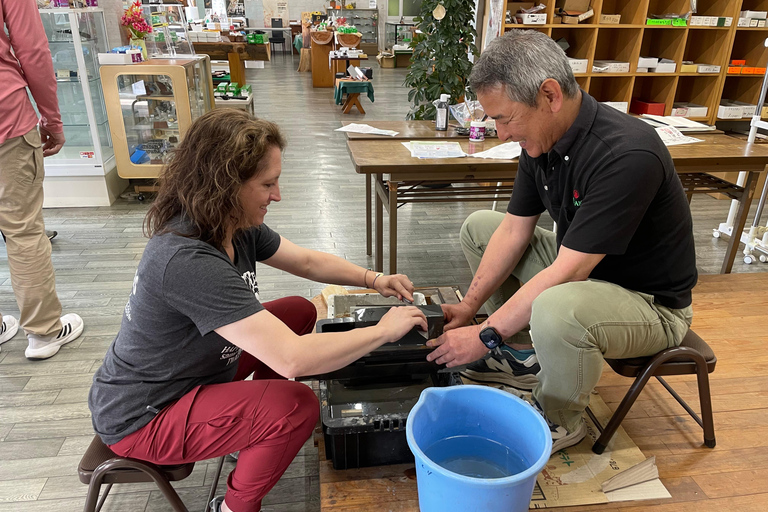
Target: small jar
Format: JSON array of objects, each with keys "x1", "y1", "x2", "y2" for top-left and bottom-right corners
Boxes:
[{"x1": 469, "y1": 120, "x2": 486, "y2": 142}]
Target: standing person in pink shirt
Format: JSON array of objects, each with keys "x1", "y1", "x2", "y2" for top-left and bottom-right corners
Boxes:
[{"x1": 0, "y1": 0, "x2": 84, "y2": 359}]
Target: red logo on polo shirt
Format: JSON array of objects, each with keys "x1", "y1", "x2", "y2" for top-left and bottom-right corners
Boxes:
[{"x1": 573, "y1": 189, "x2": 582, "y2": 207}]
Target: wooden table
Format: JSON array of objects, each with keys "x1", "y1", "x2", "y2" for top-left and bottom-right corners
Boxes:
[
  {"x1": 192, "y1": 41, "x2": 270, "y2": 87},
  {"x1": 347, "y1": 133, "x2": 768, "y2": 275},
  {"x1": 341, "y1": 121, "x2": 496, "y2": 257}
]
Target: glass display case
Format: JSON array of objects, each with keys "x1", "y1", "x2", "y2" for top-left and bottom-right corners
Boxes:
[
  {"x1": 327, "y1": 8, "x2": 378, "y2": 53},
  {"x1": 141, "y1": 1, "x2": 195, "y2": 58},
  {"x1": 37, "y1": 7, "x2": 114, "y2": 181},
  {"x1": 100, "y1": 56, "x2": 214, "y2": 179}
]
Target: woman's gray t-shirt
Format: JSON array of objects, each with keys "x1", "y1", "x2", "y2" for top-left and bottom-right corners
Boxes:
[{"x1": 88, "y1": 222, "x2": 281, "y2": 445}]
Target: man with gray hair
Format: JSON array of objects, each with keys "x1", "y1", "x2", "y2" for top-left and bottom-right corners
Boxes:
[{"x1": 426, "y1": 30, "x2": 697, "y2": 452}]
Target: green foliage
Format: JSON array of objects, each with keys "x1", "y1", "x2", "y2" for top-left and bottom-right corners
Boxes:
[{"x1": 403, "y1": 0, "x2": 479, "y2": 120}]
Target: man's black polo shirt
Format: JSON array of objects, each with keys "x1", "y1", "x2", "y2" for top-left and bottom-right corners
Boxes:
[{"x1": 507, "y1": 91, "x2": 697, "y2": 309}]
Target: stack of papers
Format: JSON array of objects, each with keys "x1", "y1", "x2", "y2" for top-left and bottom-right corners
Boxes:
[
  {"x1": 640, "y1": 115, "x2": 715, "y2": 132},
  {"x1": 401, "y1": 141, "x2": 522, "y2": 160},
  {"x1": 654, "y1": 126, "x2": 703, "y2": 146},
  {"x1": 335, "y1": 123, "x2": 399, "y2": 137}
]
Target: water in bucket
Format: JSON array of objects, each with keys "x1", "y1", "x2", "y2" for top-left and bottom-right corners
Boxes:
[
  {"x1": 407, "y1": 385, "x2": 552, "y2": 512},
  {"x1": 424, "y1": 435, "x2": 528, "y2": 479}
]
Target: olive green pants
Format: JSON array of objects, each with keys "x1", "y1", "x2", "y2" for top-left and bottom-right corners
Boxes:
[
  {"x1": 0, "y1": 127, "x2": 62, "y2": 337},
  {"x1": 460, "y1": 210, "x2": 692, "y2": 432}
]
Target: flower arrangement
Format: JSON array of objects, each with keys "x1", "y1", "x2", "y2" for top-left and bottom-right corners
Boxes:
[{"x1": 121, "y1": 1, "x2": 152, "y2": 40}]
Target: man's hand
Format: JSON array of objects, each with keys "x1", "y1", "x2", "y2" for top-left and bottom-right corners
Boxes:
[
  {"x1": 426, "y1": 324, "x2": 488, "y2": 367},
  {"x1": 39, "y1": 125, "x2": 65, "y2": 157},
  {"x1": 373, "y1": 273, "x2": 414, "y2": 302},
  {"x1": 441, "y1": 302, "x2": 476, "y2": 331}
]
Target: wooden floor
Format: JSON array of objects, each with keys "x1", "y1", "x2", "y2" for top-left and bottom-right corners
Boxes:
[{"x1": 0, "y1": 55, "x2": 767, "y2": 511}]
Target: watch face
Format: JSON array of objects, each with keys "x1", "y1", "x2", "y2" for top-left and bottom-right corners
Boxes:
[{"x1": 480, "y1": 326, "x2": 502, "y2": 349}]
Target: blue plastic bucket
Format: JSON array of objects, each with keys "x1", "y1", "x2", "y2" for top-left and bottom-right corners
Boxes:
[{"x1": 406, "y1": 385, "x2": 552, "y2": 512}]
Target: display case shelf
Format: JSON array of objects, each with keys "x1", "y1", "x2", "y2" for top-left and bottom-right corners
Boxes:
[{"x1": 36, "y1": 7, "x2": 122, "y2": 207}]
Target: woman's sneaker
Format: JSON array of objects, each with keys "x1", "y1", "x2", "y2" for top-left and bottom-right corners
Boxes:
[
  {"x1": 25, "y1": 313, "x2": 84, "y2": 360},
  {"x1": 460, "y1": 345, "x2": 541, "y2": 390},
  {"x1": 0, "y1": 315, "x2": 19, "y2": 348}
]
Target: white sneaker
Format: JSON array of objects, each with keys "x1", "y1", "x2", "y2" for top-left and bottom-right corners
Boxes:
[
  {"x1": 0, "y1": 315, "x2": 19, "y2": 347},
  {"x1": 25, "y1": 313, "x2": 84, "y2": 360},
  {"x1": 531, "y1": 400, "x2": 587, "y2": 454}
]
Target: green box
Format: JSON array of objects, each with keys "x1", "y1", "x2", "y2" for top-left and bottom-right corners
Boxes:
[
  {"x1": 240, "y1": 84, "x2": 252, "y2": 96},
  {"x1": 672, "y1": 18, "x2": 687, "y2": 26},
  {"x1": 215, "y1": 82, "x2": 229, "y2": 96},
  {"x1": 227, "y1": 82, "x2": 241, "y2": 96},
  {"x1": 646, "y1": 18, "x2": 672, "y2": 25},
  {"x1": 247, "y1": 33, "x2": 257, "y2": 44},
  {"x1": 254, "y1": 34, "x2": 264, "y2": 44},
  {"x1": 717, "y1": 17, "x2": 726, "y2": 26}
]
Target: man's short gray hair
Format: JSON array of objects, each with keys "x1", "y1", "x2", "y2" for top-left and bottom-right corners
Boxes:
[{"x1": 469, "y1": 30, "x2": 579, "y2": 107}]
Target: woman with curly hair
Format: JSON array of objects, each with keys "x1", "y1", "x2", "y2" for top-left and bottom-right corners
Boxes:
[{"x1": 88, "y1": 109, "x2": 425, "y2": 512}]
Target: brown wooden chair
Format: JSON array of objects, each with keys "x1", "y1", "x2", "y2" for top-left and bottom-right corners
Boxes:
[
  {"x1": 588, "y1": 329, "x2": 717, "y2": 454},
  {"x1": 78, "y1": 435, "x2": 226, "y2": 512}
]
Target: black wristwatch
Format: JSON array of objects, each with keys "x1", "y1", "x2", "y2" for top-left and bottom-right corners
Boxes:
[{"x1": 479, "y1": 325, "x2": 503, "y2": 350}]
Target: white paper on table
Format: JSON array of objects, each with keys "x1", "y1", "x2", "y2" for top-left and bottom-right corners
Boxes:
[
  {"x1": 654, "y1": 126, "x2": 703, "y2": 146},
  {"x1": 467, "y1": 141, "x2": 522, "y2": 160},
  {"x1": 642, "y1": 114, "x2": 715, "y2": 132},
  {"x1": 402, "y1": 141, "x2": 466, "y2": 159},
  {"x1": 335, "y1": 123, "x2": 399, "y2": 137}
]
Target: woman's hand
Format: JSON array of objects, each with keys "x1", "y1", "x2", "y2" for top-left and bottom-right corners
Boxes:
[
  {"x1": 373, "y1": 273, "x2": 415, "y2": 302},
  {"x1": 376, "y1": 306, "x2": 428, "y2": 343}
]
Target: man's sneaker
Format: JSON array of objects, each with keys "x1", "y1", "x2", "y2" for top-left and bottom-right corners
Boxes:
[
  {"x1": 0, "y1": 315, "x2": 19, "y2": 347},
  {"x1": 47, "y1": 230, "x2": 58, "y2": 241},
  {"x1": 25, "y1": 313, "x2": 84, "y2": 360},
  {"x1": 531, "y1": 400, "x2": 587, "y2": 454},
  {"x1": 209, "y1": 496, "x2": 224, "y2": 512},
  {"x1": 460, "y1": 345, "x2": 541, "y2": 390}
]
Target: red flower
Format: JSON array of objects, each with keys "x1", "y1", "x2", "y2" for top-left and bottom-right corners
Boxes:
[{"x1": 573, "y1": 190, "x2": 580, "y2": 199}]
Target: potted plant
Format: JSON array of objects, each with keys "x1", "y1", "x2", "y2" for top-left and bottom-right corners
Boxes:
[{"x1": 403, "y1": 0, "x2": 479, "y2": 120}]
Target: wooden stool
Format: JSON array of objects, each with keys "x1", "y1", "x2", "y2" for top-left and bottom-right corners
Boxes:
[
  {"x1": 297, "y1": 48, "x2": 311, "y2": 72},
  {"x1": 78, "y1": 435, "x2": 225, "y2": 512},
  {"x1": 588, "y1": 329, "x2": 717, "y2": 454}
]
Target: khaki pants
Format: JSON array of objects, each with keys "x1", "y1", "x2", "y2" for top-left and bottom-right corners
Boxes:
[
  {"x1": 460, "y1": 210, "x2": 692, "y2": 431},
  {"x1": 0, "y1": 127, "x2": 62, "y2": 336}
]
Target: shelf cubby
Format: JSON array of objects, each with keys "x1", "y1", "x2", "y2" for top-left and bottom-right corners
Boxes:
[
  {"x1": 552, "y1": 27, "x2": 597, "y2": 61},
  {"x1": 599, "y1": 0, "x2": 649, "y2": 25},
  {"x1": 722, "y1": 74, "x2": 764, "y2": 104},
  {"x1": 640, "y1": 26, "x2": 687, "y2": 66},
  {"x1": 693, "y1": 0, "x2": 739, "y2": 17},
  {"x1": 674, "y1": 76, "x2": 721, "y2": 111},
  {"x1": 730, "y1": 29, "x2": 768, "y2": 66},
  {"x1": 589, "y1": 76, "x2": 635, "y2": 103},
  {"x1": 594, "y1": 27, "x2": 642, "y2": 63},
  {"x1": 647, "y1": 0, "x2": 692, "y2": 18},
  {"x1": 633, "y1": 75, "x2": 678, "y2": 113},
  {"x1": 683, "y1": 29, "x2": 731, "y2": 66}
]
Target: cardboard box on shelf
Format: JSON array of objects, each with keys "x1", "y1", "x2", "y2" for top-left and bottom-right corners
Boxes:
[
  {"x1": 602, "y1": 101, "x2": 628, "y2": 113},
  {"x1": 600, "y1": 14, "x2": 620, "y2": 24},
  {"x1": 592, "y1": 60, "x2": 630, "y2": 73},
  {"x1": 637, "y1": 67, "x2": 649, "y2": 73},
  {"x1": 561, "y1": 8, "x2": 594, "y2": 24},
  {"x1": 728, "y1": 66, "x2": 742, "y2": 74},
  {"x1": 630, "y1": 99, "x2": 665, "y2": 116},
  {"x1": 738, "y1": 17, "x2": 750, "y2": 27},
  {"x1": 697, "y1": 64, "x2": 721, "y2": 74},
  {"x1": 672, "y1": 102, "x2": 708, "y2": 118},
  {"x1": 638, "y1": 56, "x2": 659, "y2": 68},
  {"x1": 731, "y1": 59, "x2": 746, "y2": 66},
  {"x1": 568, "y1": 58, "x2": 588, "y2": 74},
  {"x1": 731, "y1": 101, "x2": 758, "y2": 118},
  {"x1": 718, "y1": 102, "x2": 743, "y2": 119},
  {"x1": 516, "y1": 13, "x2": 547, "y2": 24},
  {"x1": 649, "y1": 59, "x2": 676, "y2": 73},
  {"x1": 680, "y1": 63, "x2": 699, "y2": 73},
  {"x1": 740, "y1": 10, "x2": 768, "y2": 19},
  {"x1": 646, "y1": 18, "x2": 672, "y2": 25}
]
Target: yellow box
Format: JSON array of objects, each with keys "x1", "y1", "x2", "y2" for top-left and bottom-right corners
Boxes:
[{"x1": 680, "y1": 63, "x2": 699, "y2": 73}]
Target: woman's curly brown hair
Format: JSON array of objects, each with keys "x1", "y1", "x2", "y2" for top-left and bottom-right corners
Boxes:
[{"x1": 144, "y1": 109, "x2": 286, "y2": 248}]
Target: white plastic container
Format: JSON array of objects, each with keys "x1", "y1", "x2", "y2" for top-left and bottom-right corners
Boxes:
[{"x1": 469, "y1": 120, "x2": 485, "y2": 142}]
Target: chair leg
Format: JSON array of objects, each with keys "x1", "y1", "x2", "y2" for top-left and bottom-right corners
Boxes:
[
  {"x1": 592, "y1": 346, "x2": 695, "y2": 454},
  {"x1": 693, "y1": 355, "x2": 716, "y2": 448},
  {"x1": 204, "y1": 456, "x2": 226, "y2": 512},
  {"x1": 83, "y1": 472, "x2": 108, "y2": 512},
  {"x1": 92, "y1": 458, "x2": 189, "y2": 512},
  {"x1": 94, "y1": 483, "x2": 113, "y2": 512}
]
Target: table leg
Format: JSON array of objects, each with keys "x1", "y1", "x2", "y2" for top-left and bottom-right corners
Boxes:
[
  {"x1": 389, "y1": 180, "x2": 397, "y2": 275},
  {"x1": 366, "y1": 174, "x2": 372, "y2": 256},
  {"x1": 341, "y1": 93, "x2": 364, "y2": 114},
  {"x1": 375, "y1": 174, "x2": 384, "y2": 272},
  {"x1": 227, "y1": 52, "x2": 246, "y2": 86},
  {"x1": 722, "y1": 171, "x2": 758, "y2": 273}
]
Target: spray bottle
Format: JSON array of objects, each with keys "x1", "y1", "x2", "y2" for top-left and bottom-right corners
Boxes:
[{"x1": 435, "y1": 93, "x2": 449, "y2": 131}]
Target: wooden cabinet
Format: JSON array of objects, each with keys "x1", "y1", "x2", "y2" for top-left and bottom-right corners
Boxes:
[{"x1": 503, "y1": 0, "x2": 768, "y2": 124}]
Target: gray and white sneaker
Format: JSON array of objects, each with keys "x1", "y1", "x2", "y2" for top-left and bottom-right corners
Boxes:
[
  {"x1": 25, "y1": 313, "x2": 84, "y2": 360},
  {"x1": 209, "y1": 496, "x2": 224, "y2": 512},
  {"x1": 0, "y1": 315, "x2": 19, "y2": 347},
  {"x1": 531, "y1": 400, "x2": 587, "y2": 454},
  {"x1": 460, "y1": 345, "x2": 541, "y2": 390}
]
